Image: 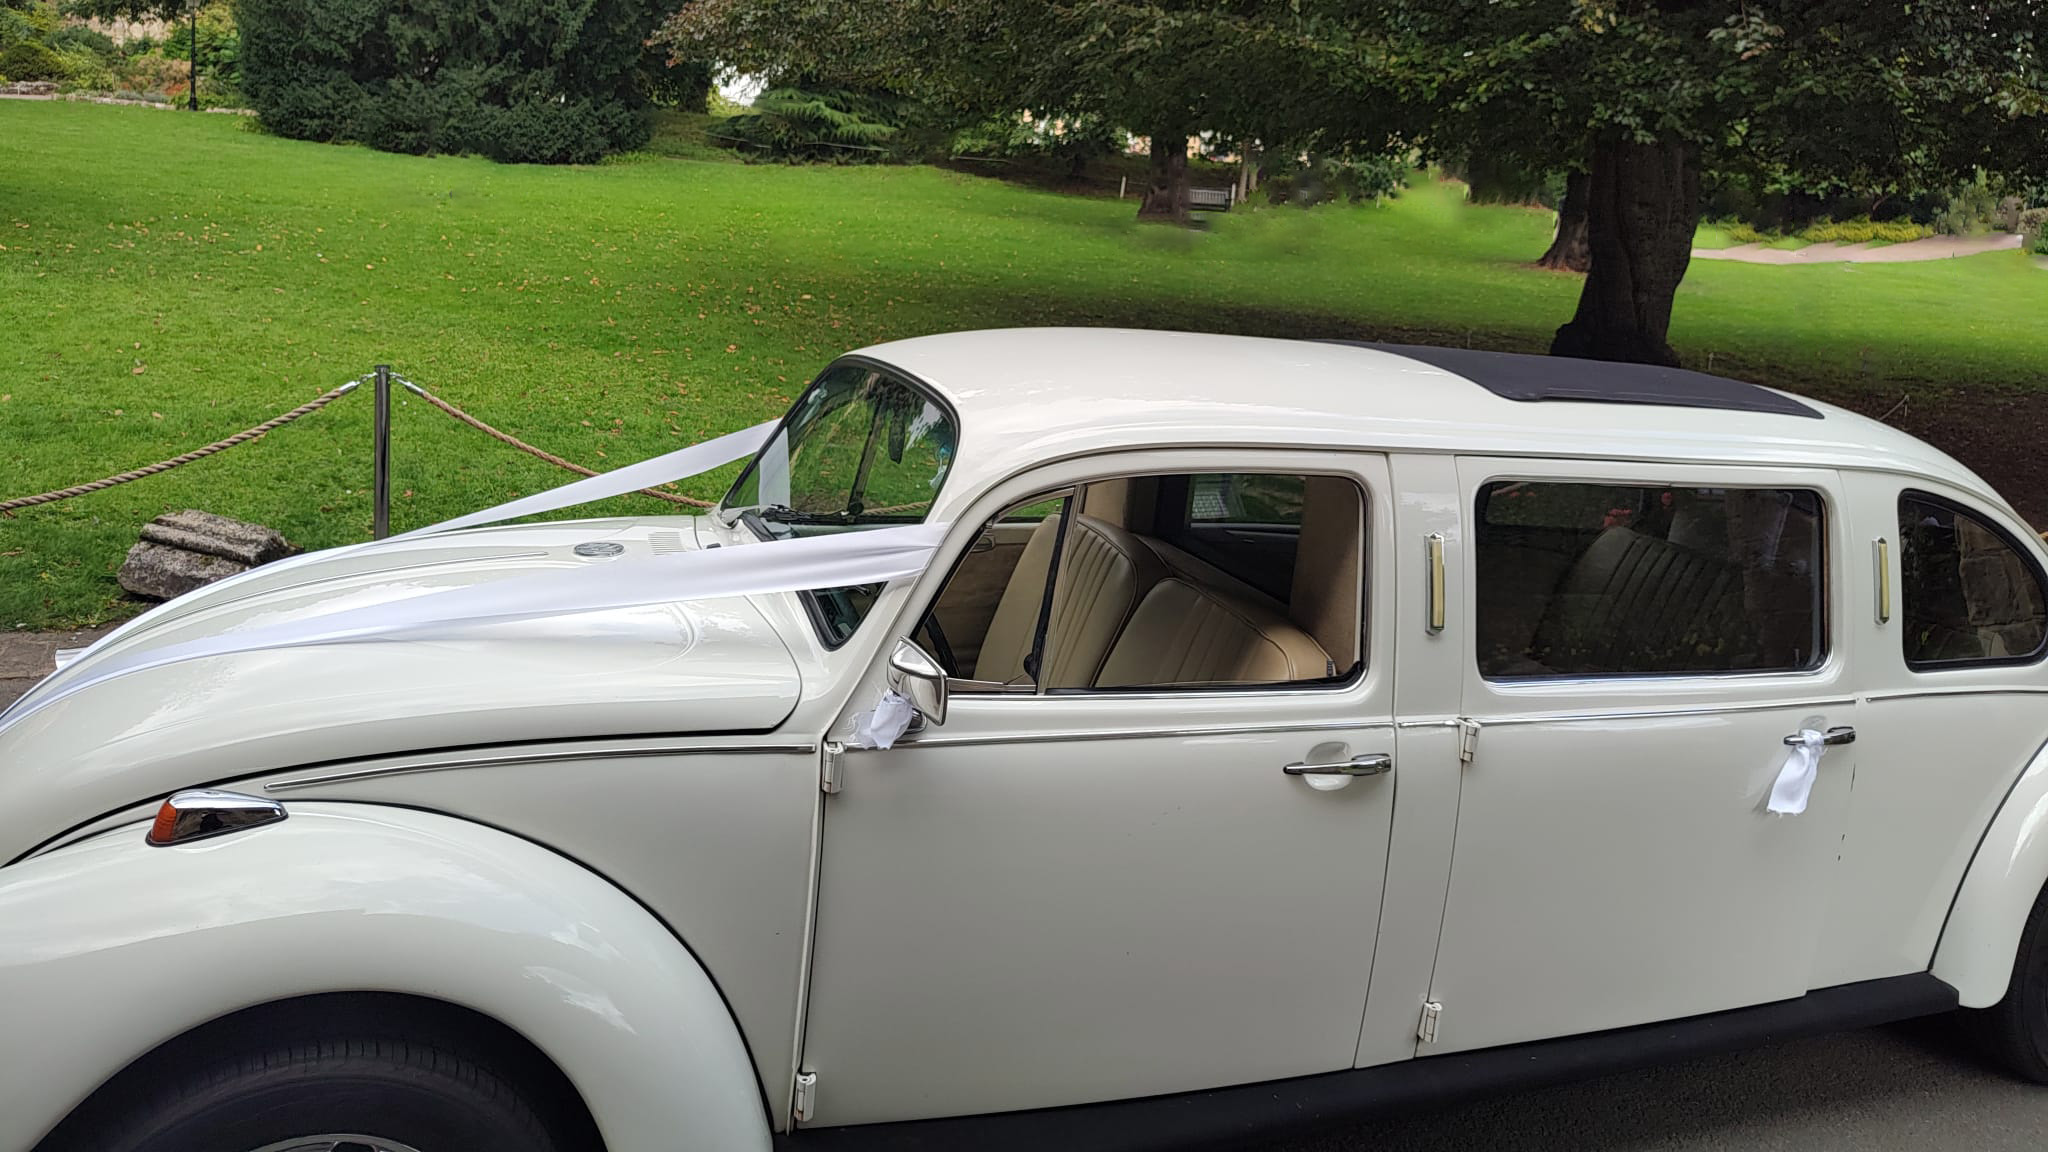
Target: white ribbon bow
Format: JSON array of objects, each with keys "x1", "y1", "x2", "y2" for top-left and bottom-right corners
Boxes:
[
  {"x1": 1767, "y1": 729, "x2": 1827, "y2": 815},
  {"x1": 851, "y1": 690, "x2": 918, "y2": 750}
]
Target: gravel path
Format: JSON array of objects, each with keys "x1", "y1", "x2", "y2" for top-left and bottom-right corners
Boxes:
[{"x1": 1694, "y1": 233, "x2": 2024, "y2": 264}]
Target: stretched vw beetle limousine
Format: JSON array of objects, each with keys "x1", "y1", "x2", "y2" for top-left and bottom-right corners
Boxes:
[{"x1": 8, "y1": 329, "x2": 2048, "y2": 1152}]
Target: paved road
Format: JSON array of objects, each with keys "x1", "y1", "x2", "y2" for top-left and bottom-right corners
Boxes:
[{"x1": 1254, "y1": 1019, "x2": 2048, "y2": 1151}]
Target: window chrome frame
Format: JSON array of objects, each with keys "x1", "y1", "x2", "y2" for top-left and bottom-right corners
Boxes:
[
  {"x1": 911, "y1": 462, "x2": 1377, "y2": 702},
  {"x1": 1469, "y1": 475, "x2": 1835, "y2": 685}
]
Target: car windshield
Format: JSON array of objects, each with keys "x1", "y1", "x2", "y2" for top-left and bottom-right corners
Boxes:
[{"x1": 719, "y1": 361, "x2": 956, "y2": 540}]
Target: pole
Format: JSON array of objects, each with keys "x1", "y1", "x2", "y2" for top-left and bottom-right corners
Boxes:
[
  {"x1": 372, "y1": 364, "x2": 392, "y2": 539},
  {"x1": 187, "y1": 1, "x2": 198, "y2": 112}
]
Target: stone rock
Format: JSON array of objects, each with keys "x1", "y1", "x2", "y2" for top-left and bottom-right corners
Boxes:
[
  {"x1": 139, "y1": 509, "x2": 296, "y2": 567},
  {"x1": 116, "y1": 512, "x2": 295, "y2": 601},
  {"x1": 118, "y1": 541, "x2": 248, "y2": 601}
]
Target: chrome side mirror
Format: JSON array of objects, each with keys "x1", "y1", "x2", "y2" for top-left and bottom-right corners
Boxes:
[{"x1": 887, "y1": 638, "x2": 948, "y2": 728}]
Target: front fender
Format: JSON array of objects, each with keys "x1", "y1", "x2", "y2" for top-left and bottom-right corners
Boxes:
[
  {"x1": 0, "y1": 803, "x2": 769, "y2": 1152},
  {"x1": 1934, "y1": 737, "x2": 2048, "y2": 1007}
]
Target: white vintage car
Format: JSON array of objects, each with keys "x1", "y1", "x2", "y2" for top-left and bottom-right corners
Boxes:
[{"x1": 7, "y1": 329, "x2": 2048, "y2": 1152}]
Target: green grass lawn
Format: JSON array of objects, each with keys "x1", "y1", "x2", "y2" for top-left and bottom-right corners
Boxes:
[
  {"x1": 1690, "y1": 223, "x2": 1740, "y2": 250},
  {"x1": 5, "y1": 101, "x2": 2048, "y2": 629}
]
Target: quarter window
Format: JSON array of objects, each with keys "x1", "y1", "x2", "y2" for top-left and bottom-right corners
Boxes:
[
  {"x1": 1475, "y1": 481, "x2": 1826, "y2": 679},
  {"x1": 1898, "y1": 492, "x2": 2047, "y2": 667}
]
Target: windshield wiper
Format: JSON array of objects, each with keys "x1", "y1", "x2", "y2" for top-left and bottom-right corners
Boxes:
[
  {"x1": 757, "y1": 503, "x2": 855, "y2": 524},
  {"x1": 732, "y1": 504, "x2": 856, "y2": 539}
]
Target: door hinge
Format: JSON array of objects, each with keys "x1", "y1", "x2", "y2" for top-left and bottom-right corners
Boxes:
[
  {"x1": 1418, "y1": 1000, "x2": 1443, "y2": 1045},
  {"x1": 793, "y1": 1069, "x2": 819, "y2": 1123},
  {"x1": 821, "y1": 741, "x2": 844, "y2": 795},
  {"x1": 1456, "y1": 719, "x2": 1481, "y2": 765}
]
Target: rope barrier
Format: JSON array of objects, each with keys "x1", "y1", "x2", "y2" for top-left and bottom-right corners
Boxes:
[
  {"x1": 396, "y1": 377, "x2": 715, "y2": 509},
  {"x1": 0, "y1": 378, "x2": 366, "y2": 516}
]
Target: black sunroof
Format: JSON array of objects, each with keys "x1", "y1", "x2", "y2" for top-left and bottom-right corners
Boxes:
[{"x1": 1328, "y1": 342, "x2": 1823, "y2": 420}]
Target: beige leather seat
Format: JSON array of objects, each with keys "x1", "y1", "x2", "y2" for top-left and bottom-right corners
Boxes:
[
  {"x1": 1526, "y1": 526, "x2": 1758, "y2": 674},
  {"x1": 972, "y1": 514, "x2": 1166, "y2": 688},
  {"x1": 1098, "y1": 576, "x2": 1332, "y2": 688}
]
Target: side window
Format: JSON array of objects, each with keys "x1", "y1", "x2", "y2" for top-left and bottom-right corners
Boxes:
[
  {"x1": 1898, "y1": 491, "x2": 2048, "y2": 667},
  {"x1": 1475, "y1": 480, "x2": 1825, "y2": 679},
  {"x1": 920, "y1": 472, "x2": 1365, "y2": 693}
]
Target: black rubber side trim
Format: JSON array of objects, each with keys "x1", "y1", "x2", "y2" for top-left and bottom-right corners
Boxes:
[{"x1": 782, "y1": 973, "x2": 1956, "y2": 1152}]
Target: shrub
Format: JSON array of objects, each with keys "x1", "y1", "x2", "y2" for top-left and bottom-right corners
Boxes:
[
  {"x1": 2023, "y1": 209, "x2": 2048, "y2": 254},
  {"x1": 716, "y1": 87, "x2": 904, "y2": 163},
  {"x1": 237, "y1": 0, "x2": 657, "y2": 163},
  {"x1": 0, "y1": 37, "x2": 66, "y2": 80},
  {"x1": 47, "y1": 25, "x2": 116, "y2": 60},
  {"x1": 1798, "y1": 216, "x2": 1932, "y2": 244},
  {"x1": 1270, "y1": 151, "x2": 1408, "y2": 207},
  {"x1": 113, "y1": 52, "x2": 192, "y2": 100},
  {"x1": 1723, "y1": 221, "x2": 1766, "y2": 244},
  {"x1": 1934, "y1": 177, "x2": 2000, "y2": 235}
]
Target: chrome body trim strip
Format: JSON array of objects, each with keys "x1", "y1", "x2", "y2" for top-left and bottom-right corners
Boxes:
[
  {"x1": 1865, "y1": 686, "x2": 2048, "y2": 703},
  {"x1": 1469, "y1": 697, "x2": 1859, "y2": 728},
  {"x1": 882, "y1": 718, "x2": 1386, "y2": 751},
  {"x1": 265, "y1": 742, "x2": 818, "y2": 792}
]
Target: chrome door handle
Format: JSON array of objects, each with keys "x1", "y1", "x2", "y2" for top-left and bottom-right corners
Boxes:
[
  {"x1": 1285, "y1": 753, "x2": 1393, "y2": 777},
  {"x1": 1784, "y1": 726, "x2": 1855, "y2": 747}
]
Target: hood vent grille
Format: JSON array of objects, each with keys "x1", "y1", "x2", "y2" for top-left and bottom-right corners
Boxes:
[{"x1": 651, "y1": 531, "x2": 687, "y2": 555}]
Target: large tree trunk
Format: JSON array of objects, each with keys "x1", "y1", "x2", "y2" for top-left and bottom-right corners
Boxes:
[
  {"x1": 1550, "y1": 136, "x2": 1700, "y2": 366},
  {"x1": 1136, "y1": 129, "x2": 1190, "y2": 224},
  {"x1": 1536, "y1": 170, "x2": 1591, "y2": 273}
]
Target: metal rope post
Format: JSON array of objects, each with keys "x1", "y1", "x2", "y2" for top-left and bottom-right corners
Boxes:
[{"x1": 372, "y1": 364, "x2": 392, "y2": 539}]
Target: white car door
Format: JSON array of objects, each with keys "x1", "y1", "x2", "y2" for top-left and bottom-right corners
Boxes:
[
  {"x1": 798, "y1": 451, "x2": 1397, "y2": 1126},
  {"x1": 1423, "y1": 457, "x2": 1857, "y2": 1053},
  {"x1": 1813, "y1": 473, "x2": 2048, "y2": 987}
]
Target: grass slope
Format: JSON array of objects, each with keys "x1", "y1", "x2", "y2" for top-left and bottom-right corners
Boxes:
[{"x1": 4, "y1": 102, "x2": 2047, "y2": 628}]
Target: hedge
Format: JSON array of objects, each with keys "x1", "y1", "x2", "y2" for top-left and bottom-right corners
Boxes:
[{"x1": 236, "y1": 0, "x2": 657, "y2": 164}]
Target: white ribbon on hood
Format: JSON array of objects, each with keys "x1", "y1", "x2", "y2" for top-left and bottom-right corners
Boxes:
[
  {"x1": 397, "y1": 420, "x2": 776, "y2": 539},
  {"x1": 1, "y1": 417, "x2": 949, "y2": 729}
]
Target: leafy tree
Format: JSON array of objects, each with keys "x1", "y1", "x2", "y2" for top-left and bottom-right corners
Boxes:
[
  {"x1": 1334, "y1": 0, "x2": 2048, "y2": 364},
  {"x1": 233, "y1": 0, "x2": 662, "y2": 163},
  {"x1": 667, "y1": 1, "x2": 2047, "y2": 364},
  {"x1": 660, "y1": 0, "x2": 1289, "y2": 222}
]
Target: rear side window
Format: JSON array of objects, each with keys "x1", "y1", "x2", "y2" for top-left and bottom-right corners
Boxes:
[
  {"x1": 1475, "y1": 481, "x2": 1826, "y2": 679},
  {"x1": 1898, "y1": 492, "x2": 2048, "y2": 668}
]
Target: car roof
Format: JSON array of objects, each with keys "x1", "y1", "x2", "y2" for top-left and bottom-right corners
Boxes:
[{"x1": 856, "y1": 328, "x2": 2001, "y2": 513}]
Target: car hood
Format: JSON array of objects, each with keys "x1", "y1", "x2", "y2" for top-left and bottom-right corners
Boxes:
[{"x1": 0, "y1": 517, "x2": 802, "y2": 856}]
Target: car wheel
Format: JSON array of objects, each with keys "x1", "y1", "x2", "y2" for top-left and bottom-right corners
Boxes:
[
  {"x1": 42, "y1": 1031, "x2": 574, "y2": 1152},
  {"x1": 1970, "y1": 881, "x2": 2048, "y2": 1083}
]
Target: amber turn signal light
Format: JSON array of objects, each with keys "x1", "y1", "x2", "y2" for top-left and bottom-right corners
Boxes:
[{"x1": 144, "y1": 789, "x2": 288, "y2": 847}]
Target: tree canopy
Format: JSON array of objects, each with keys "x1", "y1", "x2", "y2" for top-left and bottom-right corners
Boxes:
[{"x1": 669, "y1": 1, "x2": 2048, "y2": 362}]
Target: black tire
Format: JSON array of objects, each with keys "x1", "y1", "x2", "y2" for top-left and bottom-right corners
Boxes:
[
  {"x1": 1969, "y1": 880, "x2": 2048, "y2": 1083},
  {"x1": 43, "y1": 1030, "x2": 571, "y2": 1152}
]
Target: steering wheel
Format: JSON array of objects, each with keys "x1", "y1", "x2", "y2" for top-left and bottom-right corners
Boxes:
[{"x1": 921, "y1": 613, "x2": 959, "y2": 676}]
